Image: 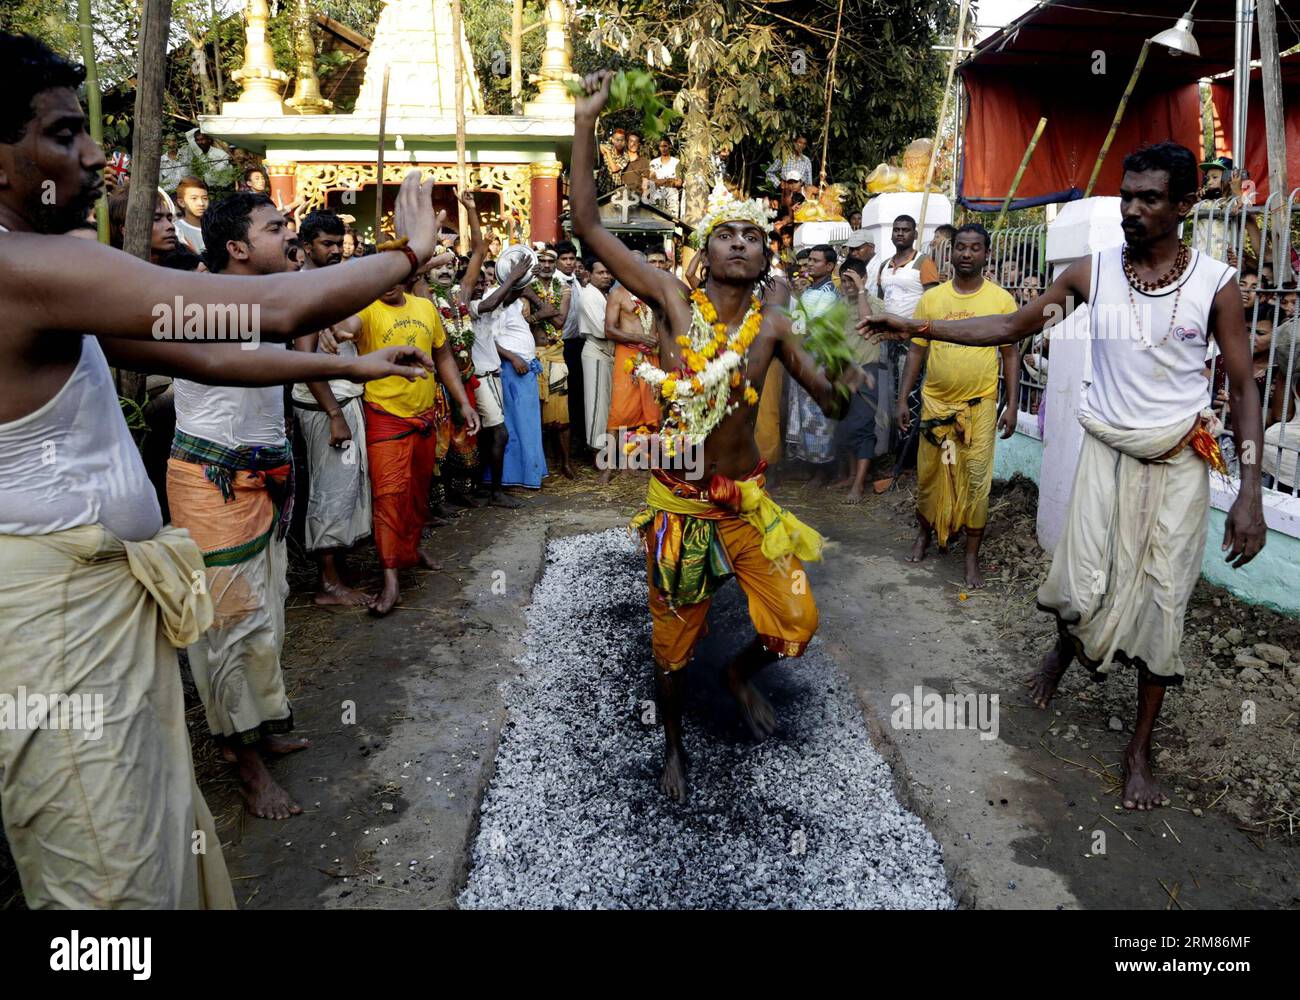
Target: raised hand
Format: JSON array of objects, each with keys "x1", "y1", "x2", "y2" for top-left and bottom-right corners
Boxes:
[
  {"x1": 394, "y1": 170, "x2": 438, "y2": 262},
  {"x1": 573, "y1": 70, "x2": 615, "y2": 120}
]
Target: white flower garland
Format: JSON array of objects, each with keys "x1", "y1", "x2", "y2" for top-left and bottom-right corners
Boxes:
[{"x1": 629, "y1": 292, "x2": 763, "y2": 445}]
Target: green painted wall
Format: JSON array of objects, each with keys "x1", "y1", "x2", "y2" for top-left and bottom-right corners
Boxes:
[
  {"x1": 994, "y1": 430, "x2": 1299, "y2": 616},
  {"x1": 993, "y1": 430, "x2": 1043, "y2": 483},
  {"x1": 1202, "y1": 508, "x2": 1300, "y2": 615}
]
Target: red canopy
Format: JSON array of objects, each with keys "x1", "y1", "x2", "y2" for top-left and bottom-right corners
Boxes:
[
  {"x1": 1209, "y1": 51, "x2": 1300, "y2": 203},
  {"x1": 957, "y1": 0, "x2": 1300, "y2": 210}
]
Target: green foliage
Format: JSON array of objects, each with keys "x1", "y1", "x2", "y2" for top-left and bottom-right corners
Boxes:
[
  {"x1": 580, "y1": 0, "x2": 956, "y2": 210},
  {"x1": 789, "y1": 297, "x2": 853, "y2": 405},
  {"x1": 566, "y1": 69, "x2": 681, "y2": 139}
]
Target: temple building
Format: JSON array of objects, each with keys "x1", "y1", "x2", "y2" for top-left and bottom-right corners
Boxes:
[{"x1": 201, "y1": 0, "x2": 576, "y2": 243}]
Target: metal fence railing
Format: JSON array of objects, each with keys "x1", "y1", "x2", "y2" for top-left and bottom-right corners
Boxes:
[
  {"x1": 989, "y1": 224, "x2": 1048, "y2": 418},
  {"x1": 1194, "y1": 189, "x2": 1300, "y2": 497}
]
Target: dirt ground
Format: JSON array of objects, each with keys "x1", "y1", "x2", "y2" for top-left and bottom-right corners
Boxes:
[{"x1": 2, "y1": 465, "x2": 1297, "y2": 909}]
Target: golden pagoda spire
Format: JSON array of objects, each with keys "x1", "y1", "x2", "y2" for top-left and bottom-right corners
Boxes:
[
  {"x1": 223, "y1": 0, "x2": 289, "y2": 115},
  {"x1": 523, "y1": 0, "x2": 577, "y2": 117},
  {"x1": 286, "y1": 0, "x2": 333, "y2": 114}
]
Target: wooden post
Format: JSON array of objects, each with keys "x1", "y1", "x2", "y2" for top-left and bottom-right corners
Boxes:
[
  {"x1": 1257, "y1": 0, "x2": 1290, "y2": 280},
  {"x1": 1084, "y1": 39, "x2": 1150, "y2": 198},
  {"x1": 375, "y1": 64, "x2": 390, "y2": 239},
  {"x1": 451, "y1": 0, "x2": 469, "y2": 252},
  {"x1": 120, "y1": 0, "x2": 173, "y2": 412},
  {"x1": 511, "y1": 0, "x2": 523, "y2": 115},
  {"x1": 76, "y1": 0, "x2": 108, "y2": 244},
  {"x1": 996, "y1": 117, "x2": 1048, "y2": 231},
  {"x1": 918, "y1": 0, "x2": 968, "y2": 241}
]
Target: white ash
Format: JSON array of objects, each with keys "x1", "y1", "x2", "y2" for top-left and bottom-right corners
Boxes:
[{"x1": 459, "y1": 528, "x2": 953, "y2": 909}]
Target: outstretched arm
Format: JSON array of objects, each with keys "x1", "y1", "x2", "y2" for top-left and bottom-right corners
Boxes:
[
  {"x1": 102, "y1": 338, "x2": 433, "y2": 387},
  {"x1": 570, "y1": 70, "x2": 691, "y2": 331},
  {"x1": 860, "y1": 257, "x2": 1092, "y2": 347},
  {"x1": 8, "y1": 171, "x2": 440, "y2": 344}
]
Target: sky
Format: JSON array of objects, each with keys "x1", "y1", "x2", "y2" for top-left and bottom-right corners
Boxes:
[{"x1": 974, "y1": 0, "x2": 1041, "y2": 41}]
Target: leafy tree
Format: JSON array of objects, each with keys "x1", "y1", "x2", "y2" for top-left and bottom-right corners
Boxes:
[{"x1": 579, "y1": 0, "x2": 956, "y2": 215}]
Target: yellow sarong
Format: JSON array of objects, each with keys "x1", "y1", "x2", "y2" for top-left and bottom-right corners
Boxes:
[
  {"x1": 630, "y1": 467, "x2": 823, "y2": 670},
  {"x1": 916, "y1": 394, "x2": 997, "y2": 546},
  {"x1": 0, "y1": 525, "x2": 235, "y2": 909}
]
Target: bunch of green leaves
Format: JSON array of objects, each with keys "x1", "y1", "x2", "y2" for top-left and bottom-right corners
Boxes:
[
  {"x1": 789, "y1": 298, "x2": 854, "y2": 405},
  {"x1": 568, "y1": 70, "x2": 682, "y2": 139}
]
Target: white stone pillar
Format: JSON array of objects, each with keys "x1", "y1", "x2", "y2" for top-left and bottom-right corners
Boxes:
[{"x1": 1036, "y1": 197, "x2": 1124, "y2": 552}]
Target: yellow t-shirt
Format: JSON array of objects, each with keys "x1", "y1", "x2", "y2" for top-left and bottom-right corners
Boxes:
[
  {"x1": 911, "y1": 280, "x2": 1017, "y2": 406},
  {"x1": 356, "y1": 294, "x2": 447, "y2": 418}
]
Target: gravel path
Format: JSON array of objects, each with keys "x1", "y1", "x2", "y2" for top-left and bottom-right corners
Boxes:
[{"x1": 460, "y1": 528, "x2": 954, "y2": 909}]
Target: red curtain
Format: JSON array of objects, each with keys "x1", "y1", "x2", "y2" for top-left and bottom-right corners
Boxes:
[
  {"x1": 960, "y1": 68, "x2": 1204, "y2": 210},
  {"x1": 1210, "y1": 75, "x2": 1300, "y2": 204}
]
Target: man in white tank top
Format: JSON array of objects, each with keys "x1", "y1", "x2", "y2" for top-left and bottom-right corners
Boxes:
[
  {"x1": 863, "y1": 142, "x2": 1266, "y2": 813},
  {"x1": 0, "y1": 31, "x2": 443, "y2": 909}
]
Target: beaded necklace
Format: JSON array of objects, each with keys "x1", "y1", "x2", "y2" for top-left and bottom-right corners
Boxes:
[{"x1": 1122, "y1": 244, "x2": 1190, "y2": 349}]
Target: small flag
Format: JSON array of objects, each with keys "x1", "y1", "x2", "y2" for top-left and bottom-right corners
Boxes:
[{"x1": 105, "y1": 150, "x2": 131, "y2": 184}]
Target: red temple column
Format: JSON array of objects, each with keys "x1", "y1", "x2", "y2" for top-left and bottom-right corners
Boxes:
[
  {"x1": 529, "y1": 161, "x2": 563, "y2": 244},
  {"x1": 264, "y1": 161, "x2": 298, "y2": 213}
]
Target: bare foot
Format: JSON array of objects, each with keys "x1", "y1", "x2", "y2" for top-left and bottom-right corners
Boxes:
[
  {"x1": 236, "y1": 752, "x2": 302, "y2": 820},
  {"x1": 369, "y1": 573, "x2": 400, "y2": 617},
  {"x1": 561, "y1": 463, "x2": 576, "y2": 480},
  {"x1": 313, "y1": 581, "x2": 372, "y2": 607},
  {"x1": 596, "y1": 468, "x2": 614, "y2": 486},
  {"x1": 1121, "y1": 747, "x2": 1170, "y2": 811},
  {"x1": 417, "y1": 549, "x2": 442, "y2": 571},
  {"x1": 907, "y1": 527, "x2": 929, "y2": 563},
  {"x1": 725, "y1": 661, "x2": 776, "y2": 740},
  {"x1": 429, "y1": 502, "x2": 461, "y2": 521},
  {"x1": 842, "y1": 485, "x2": 866, "y2": 504},
  {"x1": 659, "y1": 748, "x2": 688, "y2": 803},
  {"x1": 964, "y1": 555, "x2": 986, "y2": 589},
  {"x1": 488, "y1": 491, "x2": 522, "y2": 509},
  {"x1": 263, "y1": 734, "x2": 311, "y2": 755},
  {"x1": 1025, "y1": 646, "x2": 1068, "y2": 708}
]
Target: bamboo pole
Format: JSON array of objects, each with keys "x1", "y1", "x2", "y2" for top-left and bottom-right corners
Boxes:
[
  {"x1": 375, "y1": 64, "x2": 390, "y2": 239},
  {"x1": 996, "y1": 117, "x2": 1048, "y2": 231},
  {"x1": 76, "y1": 0, "x2": 108, "y2": 244},
  {"x1": 817, "y1": 0, "x2": 845, "y2": 190},
  {"x1": 511, "y1": 0, "x2": 523, "y2": 115},
  {"x1": 451, "y1": 0, "x2": 469, "y2": 251},
  {"x1": 918, "y1": 0, "x2": 969, "y2": 242},
  {"x1": 1083, "y1": 39, "x2": 1150, "y2": 198}
]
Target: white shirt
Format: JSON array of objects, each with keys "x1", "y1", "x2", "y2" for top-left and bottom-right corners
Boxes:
[
  {"x1": 579, "y1": 283, "x2": 612, "y2": 361},
  {"x1": 175, "y1": 218, "x2": 204, "y2": 254},
  {"x1": 469, "y1": 293, "x2": 502, "y2": 375},
  {"x1": 494, "y1": 299, "x2": 536, "y2": 362},
  {"x1": 1084, "y1": 246, "x2": 1234, "y2": 430},
  {"x1": 0, "y1": 336, "x2": 162, "y2": 540},
  {"x1": 174, "y1": 344, "x2": 288, "y2": 449}
]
